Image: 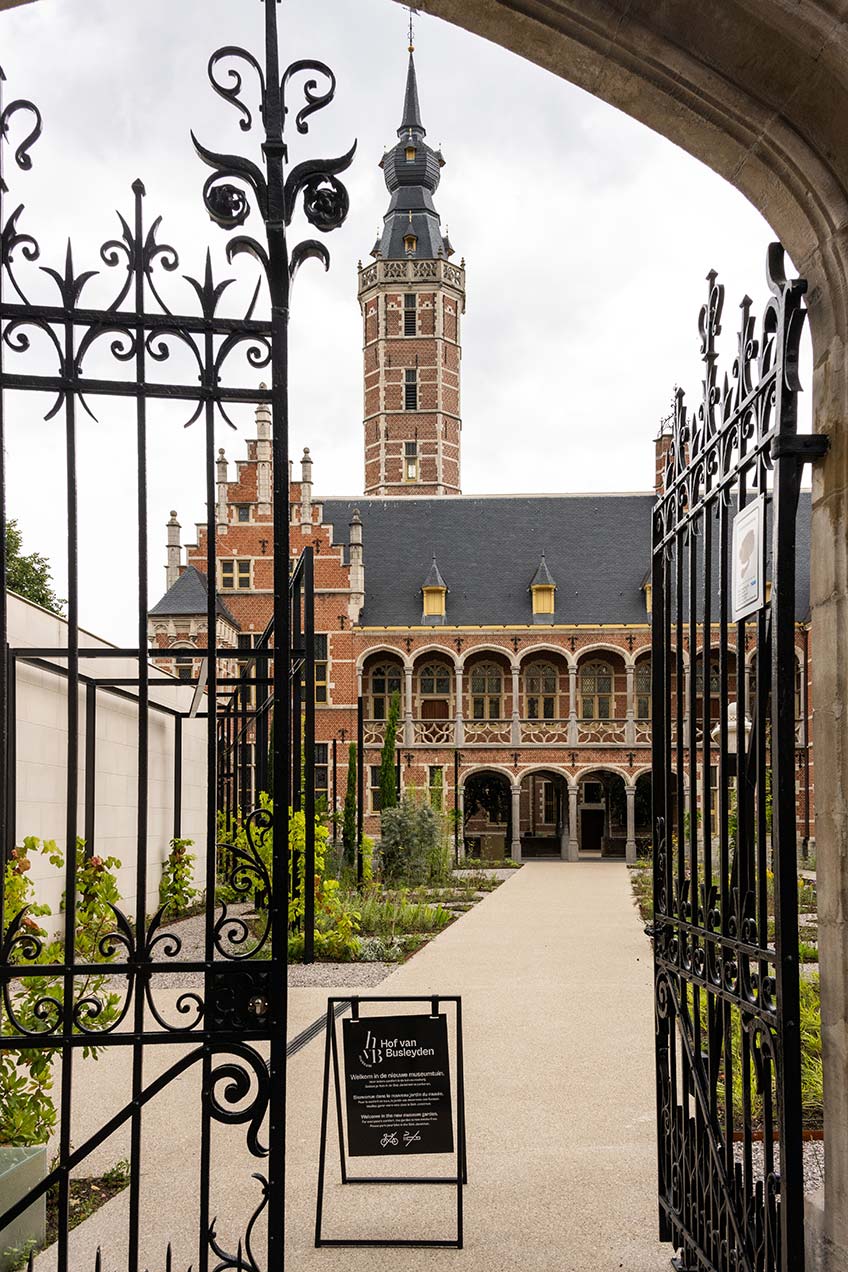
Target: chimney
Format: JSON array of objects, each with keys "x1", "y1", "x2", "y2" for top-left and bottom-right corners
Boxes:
[
  {"x1": 166, "y1": 510, "x2": 181, "y2": 590},
  {"x1": 655, "y1": 428, "x2": 672, "y2": 496},
  {"x1": 216, "y1": 449, "x2": 228, "y2": 532},
  {"x1": 300, "y1": 447, "x2": 313, "y2": 533},
  {"x1": 348, "y1": 508, "x2": 365, "y2": 623},
  {"x1": 255, "y1": 385, "x2": 272, "y2": 515}
]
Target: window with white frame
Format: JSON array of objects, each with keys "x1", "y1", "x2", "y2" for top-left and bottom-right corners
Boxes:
[
  {"x1": 525, "y1": 662, "x2": 557, "y2": 720},
  {"x1": 635, "y1": 659, "x2": 651, "y2": 719},
  {"x1": 370, "y1": 663, "x2": 402, "y2": 720},
  {"x1": 580, "y1": 661, "x2": 613, "y2": 720},
  {"x1": 469, "y1": 663, "x2": 502, "y2": 720},
  {"x1": 220, "y1": 558, "x2": 251, "y2": 590}
]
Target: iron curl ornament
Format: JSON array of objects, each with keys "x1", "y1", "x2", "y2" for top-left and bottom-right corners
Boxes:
[{"x1": 0, "y1": 3, "x2": 354, "y2": 1270}]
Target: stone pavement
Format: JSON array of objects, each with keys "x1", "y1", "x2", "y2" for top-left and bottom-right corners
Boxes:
[
  {"x1": 285, "y1": 861, "x2": 669, "y2": 1271},
  {"x1": 31, "y1": 862, "x2": 670, "y2": 1271}
]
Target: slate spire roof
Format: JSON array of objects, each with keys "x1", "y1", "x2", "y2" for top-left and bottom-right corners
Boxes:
[
  {"x1": 373, "y1": 48, "x2": 453, "y2": 261},
  {"x1": 400, "y1": 52, "x2": 424, "y2": 136},
  {"x1": 148, "y1": 565, "x2": 239, "y2": 628},
  {"x1": 530, "y1": 553, "x2": 556, "y2": 589},
  {"x1": 422, "y1": 554, "x2": 447, "y2": 590}
]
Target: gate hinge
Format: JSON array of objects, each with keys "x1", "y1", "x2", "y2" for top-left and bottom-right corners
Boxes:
[{"x1": 770, "y1": 433, "x2": 829, "y2": 462}]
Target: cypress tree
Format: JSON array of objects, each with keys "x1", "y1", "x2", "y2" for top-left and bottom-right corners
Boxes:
[
  {"x1": 342, "y1": 741, "x2": 358, "y2": 867},
  {"x1": 378, "y1": 691, "x2": 400, "y2": 813}
]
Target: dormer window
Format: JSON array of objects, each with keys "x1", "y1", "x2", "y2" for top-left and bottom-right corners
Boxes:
[
  {"x1": 529, "y1": 553, "x2": 557, "y2": 620},
  {"x1": 421, "y1": 556, "x2": 448, "y2": 624},
  {"x1": 403, "y1": 233, "x2": 417, "y2": 255},
  {"x1": 405, "y1": 146, "x2": 416, "y2": 161}
]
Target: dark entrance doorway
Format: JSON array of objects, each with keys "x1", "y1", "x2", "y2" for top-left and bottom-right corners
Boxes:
[
  {"x1": 518, "y1": 770, "x2": 566, "y2": 857},
  {"x1": 580, "y1": 808, "x2": 604, "y2": 853},
  {"x1": 463, "y1": 771, "x2": 510, "y2": 860}
]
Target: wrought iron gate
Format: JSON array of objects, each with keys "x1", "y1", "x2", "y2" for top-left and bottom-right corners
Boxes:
[
  {"x1": 0, "y1": 1, "x2": 351, "y2": 1267},
  {"x1": 651, "y1": 246, "x2": 826, "y2": 1272}
]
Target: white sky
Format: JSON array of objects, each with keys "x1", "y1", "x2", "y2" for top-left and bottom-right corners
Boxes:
[{"x1": 0, "y1": 0, "x2": 811, "y2": 644}]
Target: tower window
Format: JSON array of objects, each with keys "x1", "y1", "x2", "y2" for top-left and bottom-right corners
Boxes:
[
  {"x1": 404, "y1": 440, "x2": 419, "y2": 482},
  {"x1": 236, "y1": 505, "x2": 250, "y2": 523},
  {"x1": 404, "y1": 369, "x2": 418, "y2": 410},
  {"x1": 405, "y1": 146, "x2": 416, "y2": 161},
  {"x1": 404, "y1": 293, "x2": 417, "y2": 336},
  {"x1": 403, "y1": 233, "x2": 417, "y2": 255}
]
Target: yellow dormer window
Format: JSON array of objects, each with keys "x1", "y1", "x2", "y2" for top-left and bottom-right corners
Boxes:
[
  {"x1": 644, "y1": 582, "x2": 652, "y2": 614},
  {"x1": 403, "y1": 233, "x2": 417, "y2": 254},
  {"x1": 405, "y1": 146, "x2": 416, "y2": 161},
  {"x1": 422, "y1": 586, "x2": 446, "y2": 618},
  {"x1": 531, "y1": 584, "x2": 555, "y2": 616}
]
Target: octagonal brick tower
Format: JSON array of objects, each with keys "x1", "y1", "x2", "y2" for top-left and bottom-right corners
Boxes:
[{"x1": 357, "y1": 46, "x2": 466, "y2": 496}]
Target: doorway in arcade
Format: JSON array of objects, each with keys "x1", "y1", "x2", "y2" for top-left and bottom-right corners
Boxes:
[
  {"x1": 519, "y1": 770, "x2": 568, "y2": 857},
  {"x1": 463, "y1": 770, "x2": 511, "y2": 860}
]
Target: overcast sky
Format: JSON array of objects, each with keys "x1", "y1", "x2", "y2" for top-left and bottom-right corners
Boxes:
[{"x1": 0, "y1": 0, "x2": 811, "y2": 644}]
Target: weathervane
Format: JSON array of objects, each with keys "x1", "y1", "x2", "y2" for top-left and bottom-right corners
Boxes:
[{"x1": 408, "y1": 5, "x2": 419, "y2": 52}]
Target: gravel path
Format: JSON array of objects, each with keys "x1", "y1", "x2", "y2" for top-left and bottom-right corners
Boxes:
[
  {"x1": 137, "y1": 906, "x2": 393, "y2": 989},
  {"x1": 734, "y1": 1137, "x2": 825, "y2": 1194}
]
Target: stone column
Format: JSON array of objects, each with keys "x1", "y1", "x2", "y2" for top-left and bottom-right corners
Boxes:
[
  {"x1": 510, "y1": 784, "x2": 522, "y2": 862},
  {"x1": 165, "y1": 511, "x2": 181, "y2": 590},
  {"x1": 403, "y1": 667, "x2": 414, "y2": 747},
  {"x1": 625, "y1": 785, "x2": 637, "y2": 864},
  {"x1": 683, "y1": 665, "x2": 690, "y2": 735},
  {"x1": 625, "y1": 664, "x2": 636, "y2": 745},
  {"x1": 809, "y1": 312, "x2": 848, "y2": 1272},
  {"x1": 454, "y1": 667, "x2": 464, "y2": 745},
  {"x1": 568, "y1": 665, "x2": 578, "y2": 745},
  {"x1": 216, "y1": 449, "x2": 228, "y2": 533},
  {"x1": 567, "y1": 783, "x2": 579, "y2": 861},
  {"x1": 511, "y1": 667, "x2": 521, "y2": 744}
]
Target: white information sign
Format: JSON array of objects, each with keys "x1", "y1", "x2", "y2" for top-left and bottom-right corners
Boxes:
[{"x1": 731, "y1": 496, "x2": 765, "y2": 622}]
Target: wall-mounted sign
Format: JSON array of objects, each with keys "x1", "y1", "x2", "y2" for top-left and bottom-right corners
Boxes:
[
  {"x1": 731, "y1": 496, "x2": 765, "y2": 622},
  {"x1": 342, "y1": 1012, "x2": 454, "y2": 1157}
]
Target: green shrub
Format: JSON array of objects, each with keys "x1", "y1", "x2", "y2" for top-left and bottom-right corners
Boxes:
[
  {"x1": 219, "y1": 797, "x2": 360, "y2": 961},
  {"x1": 380, "y1": 792, "x2": 448, "y2": 884},
  {"x1": 158, "y1": 837, "x2": 199, "y2": 918}
]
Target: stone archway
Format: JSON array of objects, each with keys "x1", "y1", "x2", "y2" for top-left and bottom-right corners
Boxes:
[{"x1": 386, "y1": 8, "x2": 848, "y2": 1262}]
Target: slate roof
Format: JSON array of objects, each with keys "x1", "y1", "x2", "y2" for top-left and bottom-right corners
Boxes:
[
  {"x1": 530, "y1": 553, "x2": 556, "y2": 589},
  {"x1": 422, "y1": 555, "x2": 447, "y2": 590},
  {"x1": 321, "y1": 493, "x2": 813, "y2": 627},
  {"x1": 148, "y1": 565, "x2": 239, "y2": 627}
]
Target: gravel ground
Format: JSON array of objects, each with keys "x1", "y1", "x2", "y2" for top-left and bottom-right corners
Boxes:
[
  {"x1": 287, "y1": 961, "x2": 392, "y2": 987},
  {"x1": 733, "y1": 1137, "x2": 825, "y2": 1194},
  {"x1": 132, "y1": 906, "x2": 393, "y2": 991}
]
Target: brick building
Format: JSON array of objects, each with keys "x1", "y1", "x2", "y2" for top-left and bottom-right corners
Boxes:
[{"x1": 147, "y1": 49, "x2": 815, "y2": 864}]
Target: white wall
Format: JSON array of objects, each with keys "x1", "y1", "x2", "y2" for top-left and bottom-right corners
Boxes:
[{"x1": 9, "y1": 593, "x2": 207, "y2": 932}]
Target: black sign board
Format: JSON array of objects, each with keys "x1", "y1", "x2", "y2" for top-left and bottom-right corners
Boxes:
[{"x1": 342, "y1": 1013, "x2": 454, "y2": 1157}]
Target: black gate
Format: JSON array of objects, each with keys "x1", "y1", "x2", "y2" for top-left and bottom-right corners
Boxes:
[
  {"x1": 651, "y1": 246, "x2": 826, "y2": 1271},
  {"x1": 0, "y1": 2, "x2": 351, "y2": 1267}
]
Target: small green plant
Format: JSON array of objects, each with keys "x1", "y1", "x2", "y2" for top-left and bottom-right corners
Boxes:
[
  {"x1": 158, "y1": 837, "x2": 199, "y2": 918},
  {"x1": 1, "y1": 837, "x2": 121, "y2": 1147},
  {"x1": 101, "y1": 1158, "x2": 131, "y2": 1188}
]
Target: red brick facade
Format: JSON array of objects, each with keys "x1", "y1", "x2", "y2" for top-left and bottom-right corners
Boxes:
[{"x1": 359, "y1": 258, "x2": 465, "y2": 496}]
